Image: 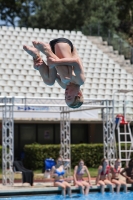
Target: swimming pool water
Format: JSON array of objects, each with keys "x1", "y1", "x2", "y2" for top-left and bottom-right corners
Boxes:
[{"x1": 1, "y1": 192, "x2": 133, "y2": 200}]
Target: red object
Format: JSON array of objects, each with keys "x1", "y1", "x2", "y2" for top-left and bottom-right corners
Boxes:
[
  {"x1": 116, "y1": 114, "x2": 128, "y2": 125},
  {"x1": 100, "y1": 166, "x2": 110, "y2": 175}
]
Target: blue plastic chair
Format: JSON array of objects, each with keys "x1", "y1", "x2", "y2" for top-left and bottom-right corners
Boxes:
[{"x1": 44, "y1": 158, "x2": 56, "y2": 172}]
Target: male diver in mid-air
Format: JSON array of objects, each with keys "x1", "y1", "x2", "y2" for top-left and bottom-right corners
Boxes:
[{"x1": 23, "y1": 38, "x2": 85, "y2": 108}]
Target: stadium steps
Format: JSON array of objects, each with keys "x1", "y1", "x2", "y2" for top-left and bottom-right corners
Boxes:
[
  {"x1": 87, "y1": 36, "x2": 133, "y2": 74},
  {"x1": 0, "y1": 26, "x2": 133, "y2": 117}
]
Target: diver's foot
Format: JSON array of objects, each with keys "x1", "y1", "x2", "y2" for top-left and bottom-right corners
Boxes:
[
  {"x1": 23, "y1": 45, "x2": 40, "y2": 59},
  {"x1": 23, "y1": 45, "x2": 44, "y2": 70},
  {"x1": 32, "y1": 41, "x2": 51, "y2": 56}
]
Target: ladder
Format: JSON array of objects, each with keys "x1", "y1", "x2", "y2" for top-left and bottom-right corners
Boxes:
[{"x1": 116, "y1": 115, "x2": 133, "y2": 165}]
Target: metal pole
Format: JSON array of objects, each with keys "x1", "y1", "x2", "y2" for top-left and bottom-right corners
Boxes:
[
  {"x1": 89, "y1": 26, "x2": 92, "y2": 36},
  {"x1": 103, "y1": 100, "x2": 108, "y2": 160},
  {"x1": 98, "y1": 23, "x2": 100, "y2": 36},
  {"x1": 2, "y1": 97, "x2": 14, "y2": 186},
  {"x1": 131, "y1": 47, "x2": 133, "y2": 64},
  {"x1": 103, "y1": 99, "x2": 116, "y2": 164},
  {"x1": 60, "y1": 107, "x2": 71, "y2": 177},
  {"x1": 111, "y1": 99, "x2": 117, "y2": 163},
  {"x1": 119, "y1": 39, "x2": 122, "y2": 55},
  {"x1": 108, "y1": 30, "x2": 111, "y2": 45}
]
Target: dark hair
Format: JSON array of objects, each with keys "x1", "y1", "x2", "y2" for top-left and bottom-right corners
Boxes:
[
  {"x1": 56, "y1": 156, "x2": 63, "y2": 162},
  {"x1": 68, "y1": 90, "x2": 84, "y2": 109},
  {"x1": 101, "y1": 158, "x2": 107, "y2": 166},
  {"x1": 115, "y1": 158, "x2": 120, "y2": 162},
  {"x1": 78, "y1": 159, "x2": 84, "y2": 165}
]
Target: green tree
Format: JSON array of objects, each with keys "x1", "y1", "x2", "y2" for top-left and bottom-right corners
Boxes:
[
  {"x1": 17, "y1": 0, "x2": 36, "y2": 28},
  {"x1": 116, "y1": 0, "x2": 133, "y2": 33},
  {"x1": 19, "y1": 0, "x2": 90, "y2": 30},
  {"x1": 0, "y1": 0, "x2": 120, "y2": 34},
  {"x1": 82, "y1": 0, "x2": 119, "y2": 35},
  {"x1": 19, "y1": 0, "x2": 64, "y2": 28},
  {"x1": 55, "y1": 0, "x2": 91, "y2": 30},
  {"x1": 117, "y1": 0, "x2": 133, "y2": 23},
  {"x1": 18, "y1": 0, "x2": 119, "y2": 33},
  {"x1": 0, "y1": 0, "x2": 23, "y2": 26}
]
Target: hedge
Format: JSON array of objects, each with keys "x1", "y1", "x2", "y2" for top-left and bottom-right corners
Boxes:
[
  {"x1": 23, "y1": 143, "x2": 104, "y2": 170},
  {"x1": 0, "y1": 144, "x2": 132, "y2": 170},
  {"x1": 0, "y1": 146, "x2": 2, "y2": 168}
]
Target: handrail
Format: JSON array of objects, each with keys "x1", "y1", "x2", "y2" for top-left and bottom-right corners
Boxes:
[{"x1": 84, "y1": 24, "x2": 133, "y2": 64}]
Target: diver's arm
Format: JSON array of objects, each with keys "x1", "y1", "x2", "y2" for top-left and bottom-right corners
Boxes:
[
  {"x1": 56, "y1": 74, "x2": 66, "y2": 89},
  {"x1": 47, "y1": 57, "x2": 85, "y2": 85}
]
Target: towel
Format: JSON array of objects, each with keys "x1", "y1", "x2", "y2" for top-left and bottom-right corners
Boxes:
[{"x1": 13, "y1": 161, "x2": 34, "y2": 186}]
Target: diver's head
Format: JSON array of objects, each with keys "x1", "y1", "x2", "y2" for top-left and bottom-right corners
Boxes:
[{"x1": 65, "y1": 83, "x2": 83, "y2": 108}]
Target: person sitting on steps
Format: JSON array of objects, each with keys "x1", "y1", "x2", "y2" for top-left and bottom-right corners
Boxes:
[{"x1": 51, "y1": 156, "x2": 71, "y2": 197}]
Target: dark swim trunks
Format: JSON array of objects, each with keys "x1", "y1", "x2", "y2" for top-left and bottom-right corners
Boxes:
[
  {"x1": 112, "y1": 178, "x2": 119, "y2": 180},
  {"x1": 49, "y1": 38, "x2": 74, "y2": 54},
  {"x1": 55, "y1": 180, "x2": 64, "y2": 183}
]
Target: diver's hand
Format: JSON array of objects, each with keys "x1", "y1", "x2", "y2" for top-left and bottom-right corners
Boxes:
[{"x1": 47, "y1": 57, "x2": 58, "y2": 68}]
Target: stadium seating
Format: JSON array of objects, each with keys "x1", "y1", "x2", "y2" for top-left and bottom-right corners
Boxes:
[{"x1": 0, "y1": 26, "x2": 133, "y2": 114}]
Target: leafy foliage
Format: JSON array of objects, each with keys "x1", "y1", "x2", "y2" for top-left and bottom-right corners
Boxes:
[
  {"x1": 0, "y1": 0, "x2": 23, "y2": 26},
  {"x1": 0, "y1": 144, "x2": 132, "y2": 170},
  {"x1": 23, "y1": 143, "x2": 60, "y2": 170},
  {"x1": 23, "y1": 143, "x2": 104, "y2": 170},
  {"x1": 0, "y1": 146, "x2": 2, "y2": 168},
  {"x1": 0, "y1": 0, "x2": 119, "y2": 32},
  {"x1": 23, "y1": 143, "x2": 133, "y2": 170},
  {"x1": 82, "y1": 0, "x2": 119, "y2": 34}
]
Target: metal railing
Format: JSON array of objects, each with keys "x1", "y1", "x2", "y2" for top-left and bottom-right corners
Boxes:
[{"x1": 83, "y1": 24, "x2": 133, "y2": 64}]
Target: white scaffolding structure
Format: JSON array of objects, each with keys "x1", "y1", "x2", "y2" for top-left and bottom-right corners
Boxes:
[
  {"x1": 102, "y1": 100, "x2": 117, "y2": 164},
  {"x1": 0, "y1": 96, "x2": 116, "y2": 186},
  {"x1": 2, "y1": 97, "x2": 14, "y2": 185},
  {"x1": 60, "y1": 107, "x2": 71, "y2": 175}
]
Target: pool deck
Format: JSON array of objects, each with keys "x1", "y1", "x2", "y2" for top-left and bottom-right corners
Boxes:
[{"x1": 0, "y1": 178, "x2": 132, "y2": 197}]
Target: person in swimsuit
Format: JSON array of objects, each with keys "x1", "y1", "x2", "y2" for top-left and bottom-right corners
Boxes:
[
  {"x1": 110, "y1": 159, "x2": 127, "y2": 193},
  {"x1": 120, "y1": 158, "x2": 133, "y2": 184},
  {"x1": 23, "y1": 38, "x2": 85, "y2": 108},
  {"x1": 95, "y1": 158, "x2": 113, "y2": 193},
  {"x1": 73, "y1": 159, "x2": 91, "y2": 195},
  {"x1": 51, "y1": 156, "x2": 71, "y2": 197}
]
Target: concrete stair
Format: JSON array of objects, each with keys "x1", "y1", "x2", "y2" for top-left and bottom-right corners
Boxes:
[{"x1": 87, "y1": 36, "x2": 133, "y2": 74}]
